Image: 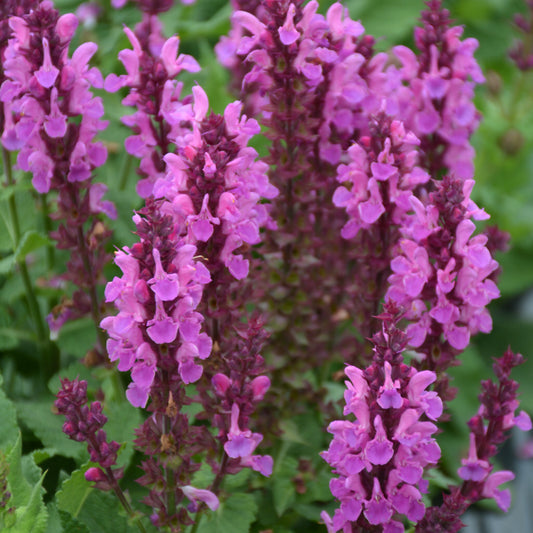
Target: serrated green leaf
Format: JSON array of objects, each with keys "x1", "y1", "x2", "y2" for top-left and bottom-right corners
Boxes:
[
  {"x1": 191, "y1": 462, "x2": 215, "y2": 489},
  {"x1": 5, "y1": 434, "x2": 31, "y2": 507},
  {"x1": 56, "y1": 467, "x2": 93, "y2": 518},
  {"x1": 58, "y1": 510, "x2": 90, "y2": 533},
  {"x1": 198, "y1": 493, "x2": 258, "y2": 533},
  {"x1": 45, "y1": 503, "x2": 64, "y2": 533},
  {"x1": 16, "y1": 399, "x2": 85, "y2": 460},
  {"x1": 76, "y1": 490, "x2": 131, "y2": 533},
  {"x1": 0, "y1": 373, "x2": 19, "y2": 450},
  {"x1": 14, "y1": 230, "x2": 51, "y2": 262},
  {"x1": 223, "y1": 468, "x2": 251, "y2": 491},
  {"x1": 6, "y1": 472, "x2": 48, "y2": 533}
]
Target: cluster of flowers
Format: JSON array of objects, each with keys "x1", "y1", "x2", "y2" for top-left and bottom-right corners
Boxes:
[
  {"x1": 321, "y1": 309, "x2": 443, "y2": 532},
  {"x1": 55, "y1": 377, "x2": 123, "y2": 489},
  {"x1": 0, "y1": 0, "x2": 114, "y2": 347},
  {"x1": 27, "y1": 0, "x2": 527, "y2": 531},
  {"x1": 105, "y1": 6, "x2": 200, "y2": 197},
  {"x1": 95, "y1": 1, "x2": 277, "y2": 526},
  {"x1": 418, "y1": 348, "x2": 531, "y2": 532},
  {"x1": 101, "y1": 200, "x2": 212, "y2": 407},
  {"x1": 387, "y1": 0, "x2": 484, "y2": 179},
  {"x1": 333, "y1": 115, "x2": 429, "y2": 241},
  {"x1": 387, "y1": 176, "x2": 499, "y2": 355}
]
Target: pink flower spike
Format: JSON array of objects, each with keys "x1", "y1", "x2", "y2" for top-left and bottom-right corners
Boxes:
[
  {"x1": 35, "y1": 38, "x2": 60, "y2": 88},
  {"x1": 279, "y1": 4, "x2": 300, "y2": 45},
  {"x1": 181, "y1": 486, "x2": 219, "y2": 511}
]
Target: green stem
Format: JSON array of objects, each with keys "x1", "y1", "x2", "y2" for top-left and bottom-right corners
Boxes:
[
  {"x1": 40, "y1": 193, "x2": 54, "y2": 271},
  {"x1": 1, "y1": 147, "x2": 58, "y2": 380},
  {"x1": 103, "y1": 465, "x2": 147, "y2": 533},
  {"x1": 118, "y1": 153, "x2": 134, "y2": 191},
  {"x1": 75, "y1": 224, "x2": 107, "y2": 354},
  {"x1": 1, "y1": 147, "x2": 47, "y2": 344}
]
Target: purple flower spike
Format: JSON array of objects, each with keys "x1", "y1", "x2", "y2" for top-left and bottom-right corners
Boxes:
[
  {"x1": 321, "y1": 309, "x2": 441, "y2": 531},
  {"x1": 1, "y1": 1, "x2": 114, "y2": 346}
]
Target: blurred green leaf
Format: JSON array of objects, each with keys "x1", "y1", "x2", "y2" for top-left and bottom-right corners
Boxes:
[
  {"x1": 273, "y1": 456, "x2": 298, "y2": 517},
  {"x1": 76, "y1": 491, "x2": 133, "y2": 533},
  {"x1": 0, "y1": 374, "x2": 19, "y2": 450},
  {"x1": 198, "y1": 492, "x2": 258, "y2": 533},
  {"x1": 16, "y1": 399, "x2": 85, "y2": 460},
  {"x1": 14, "y1": 231, "x2": 51, "y2": 262}
]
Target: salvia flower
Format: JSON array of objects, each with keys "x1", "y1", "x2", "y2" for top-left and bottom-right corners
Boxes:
[
  {"x1": 101, "y1": 199, "x2": 212, "y2": 408},
  {"x1": 55, "y1": 377, "x2": 123, "y2": 491},
  {"x1": 0, "y1": 1, "x2": 114, "y2": 349},
  {"x1": 208, "y1": 319, "x2": 273, "y2": 478},
  {"x1": 418, "y1": 348, "x2": 531, "y2": 531},
  {"x1": 389, "y1": 0, "x2": 484, "y2": 179},
  {"x1": 386, "y1": 177, "x2": 498, "y2": 365},
  {"x1": 321, "y1": 309, "x2": 442, "y2": 532},
  {"x1": 333, "y1": 114, "x2": 429, "y2": 240},
  {"x1": 105, "y1": 18, "x2": 200, "y2": 197},
  {"x1": 156, "y1": 85, "x2": 278, "y2": 281}
]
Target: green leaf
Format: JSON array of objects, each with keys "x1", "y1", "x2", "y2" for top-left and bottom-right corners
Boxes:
[
  {"x1": 76, "y1": 491, "x2": 132, "y2": 533},
  {"x1": 0, "y1": 254, "x2": 15, "y2": 275},
  {"x1": 56, "y1": 467, "x2": 93, "y2": 518},
  {"x1": 104, "y1": 399, "x2": 142, "y2": 468},
  {"x1": 16, "y1": 399, "x2": 85, "y2": 460},
  {"x1": 57, "y1": 510, "x2": 90, "y2": 533},
  {"x1": 0, "y1": 373, "x2": 19, "y2": 450},
  {"x1": 198, "y1": 493, "x2": 258, "y2": 533},
  {"x1": 54, "y1": 319, "x2": 97, "y2": 360},
  {"x1": 273, "y1": 456, "x2": 298, "y2": 517},
  {"x1": 3, "y1": 434, "x2": 48, "y2": 533},
  {"x1": 5, "y1": 434, "x2": 31, "y2": 507},
  {"x1": 14, "y1": 230, "x2": 51, "y2": 262},
  {"x1": 6, "y1": 472, "x2": 48, "y2": 533}
]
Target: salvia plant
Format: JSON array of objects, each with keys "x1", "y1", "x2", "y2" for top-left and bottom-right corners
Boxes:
[{"x1": 0, "y1": 0, "x2": 532, "y2": 532}]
